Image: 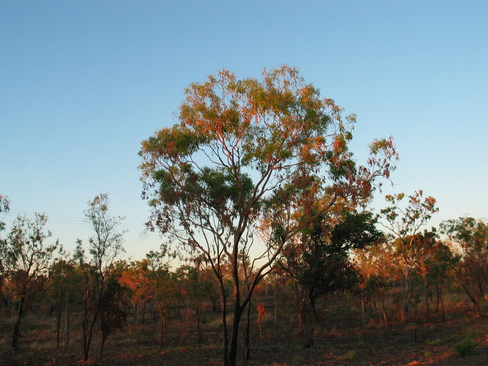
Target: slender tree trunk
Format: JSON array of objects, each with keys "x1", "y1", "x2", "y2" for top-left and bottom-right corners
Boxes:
[
  {"x1": 381, "y1": 299, "x2": 388, "y2": 325},
  {"x1": 303, "y1": 295, "x2": 318, "y2": 348},
  {"x1": 12, "y1": 295, "x2": 26, "y2": 351},
  {"x1": 440, "y1": 290, "x2": 446, "y2": 322},
  {"x1": 159, "y1": 311, "x2": 167, "y2": 347},
  {"x1": 474, "y1": 301, "x2": 482, "y2": 318},
  {"x1": 435, "y1": 282, "x2": 441, "y2": 314},
  {"x1": 297, "y1": 288, "x2": 306, "y2": 338},
  {"x1": 274, "y1": 299, "x2": 277, "y2": 324},
  {"x1": 63, "y1": 298, "x2": 70, "y2": 349},
  {"x1": 141, "y1": 300, "x2": 146, "y2": 324},
  {"x1": 414, "y1": 304, "x2": 418, "y2": 342},
  {"x1": 83, "y1": 312, "x2": 98, "y2": 361},
  {"x1": 360, "y1": 290, "x2": 365, "y2": 324},
  {"x1": 404, "y1": 265, "x2": 410, "y2": 322},
  {"x1": 56, "y1": 289, "x2": 62, "y2": 347},
  {"x1": 100, "y1": 318, "x2": 110, "y2": 361},
  {"x1": 228, "y1": 303, "x2": 244, "y2": 366},
  {"x1": 196, "y1": 312, "x2": 202, "y2": 348},
  {"x1": 461, "y1": 283, "x2": 483, "y2": 317},
  {"x1": 424, "y1": 285, "x2": 431, "y2": 319},
  {"x1": 82, "y1": 302, "x2": 90, "y2": 360},
  {"x1": 132, "y1": 301, "x2": 138, "y2": 324},
  {"x1": 243, "y1": 298, "x2": 251, "y2": 360},
  {"x1": 220, "y1": 285, "x2": 229, "y2": 366},
  {"x1": 82, "y1": 288, "x2": 100, "y2": 362}
]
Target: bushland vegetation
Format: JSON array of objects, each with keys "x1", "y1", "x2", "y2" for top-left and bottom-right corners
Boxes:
[
  {"x1": 1, "y1": 67, "x2": 487, "y2": 365},
  {"x1": 1, "y1": 195, "x2": 488, "y2": 365}
]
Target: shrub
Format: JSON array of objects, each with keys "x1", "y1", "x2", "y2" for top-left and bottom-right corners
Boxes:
[
  {"x1": 453, "y1": 337, "x2": 480, "y2": 357},
  {"x1": 338, "y1": 350, "x2": 356, "y2": 361}
]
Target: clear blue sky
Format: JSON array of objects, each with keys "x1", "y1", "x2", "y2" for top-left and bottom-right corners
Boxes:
[{"x1": 1, "y1": 1, "x2": 487, "y2": 260}]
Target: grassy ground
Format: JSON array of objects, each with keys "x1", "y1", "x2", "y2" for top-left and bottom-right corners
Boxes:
[{"x1": 2, "y1": 302, "x2": 488, "y2": 365}]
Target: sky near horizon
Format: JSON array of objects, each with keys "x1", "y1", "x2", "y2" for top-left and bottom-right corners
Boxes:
[{"x1": 1, "y1": 1, "x2": 487, "y2": 260}]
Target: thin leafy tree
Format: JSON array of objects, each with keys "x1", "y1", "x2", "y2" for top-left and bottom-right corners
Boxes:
[
  {"x1": 280, "y1": 211, "x2": 384, "y2": 347},
  {"x1": 0, "y1": 194, "x2": 11, "y2": 306},
  {"x1": 119, "y1": 259, "x2": 154, "y2": 324},
  {"x1": 380, "y1": 190, "x2": 439, "y2": 322},
  {"x1": 98, "y1": 262, "x2": 127, "y2": 360},
  {"x1": 139, "y1": 65, "x2": 397, "y2": 366},
  {"x1": 145, "y1": 246, "x2": 178, "y2": 347},
  {"x1": 353, "y1": 241, "x2": 398, "y2": 324},
  {"x1": 177, "y1": 264, "x2": 210, "y2": 348},
  {"x1": 420, "y1": 235, "x2": 458, "y2": 320},
  {"x1": 76, "y1": 193, "x2": 125, "y2": 361},
  {"x1": 441, "y1": 217, "x2": 488, "y2": 317},
  {"x1": 3, "y1": 213, "x2": 58, "y2": 359},
  {"x1": 48, "y1": 257, "x2": 81, "y2": 348}
]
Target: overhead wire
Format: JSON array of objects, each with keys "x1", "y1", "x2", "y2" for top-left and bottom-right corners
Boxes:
[{"x1": 7, "y1": 209, "x2": 148, "y2": 232}]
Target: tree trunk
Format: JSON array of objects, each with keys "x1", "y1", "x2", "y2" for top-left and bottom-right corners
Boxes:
[
  {"x1": 220, "y1": 286, "x2": 229, "y2": 366},
  {"x1": 12, "y1": 295, "x2": 26, "y2": 351},
  {"x1": 297, "y1": 288, "x2": 306, "y2": 338},
  {"x1": 424, "y1": 285, "x2": 431, "y2": 319},
  {"x1": 100, "y1": 318, "x2": 110, "y2": 361},
  {"x1": 243, "y1": 299, "x2": 251, "y2": 361},
  {"x1": 360, "y1": 290, "x2": 365, "y2": 324},
  {"x1": 56, "y1": 290, "x2": 62, "y2": 347},
  {"x1": 63, "y1": 299, "x2": 70, "y2": 349},
  {"x1": 474, "y1": 301, "x2": 482, "y2": 318},
  {"x1": 461, "y1": 283, "x2": 483, "y2": 317},
  {"x1": 440, "y1": 291, "x2": 446, "y2": 322},
  {"x1": 192, "y1": 299, "x2": 203, "y2": 348},
  {"x1": 159, "y1": 311, "x2": 168, "y2": 347},
  {"x1": 82, "y1": 314, "x2": 98, "y2": 361},
  {"x1": 435, "y1": 282, "x2": 441, "y2": 314},
  {"x1": 227, "y1": 303, "x2": 244, "y2": 366},
  {"x1": 303, "y1": 295, "x2": 318, "y2": 348},
  {"x1": 404, "y1": 266, "x2": 410, "y2": 322},
  {"x1": 141, "y1": 300, "x2": 146, "y2": 324},
  {"x1": 82, "y1": 294, "x2": 99, "y2": 362},
  {"x1": 381, "y1": 296, "x2": 388, "y2": 325}
]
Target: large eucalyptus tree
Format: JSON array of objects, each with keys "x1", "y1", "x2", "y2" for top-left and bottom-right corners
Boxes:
[{"x1": 139, "y1": 65, "x2": 397, "y2": 366}]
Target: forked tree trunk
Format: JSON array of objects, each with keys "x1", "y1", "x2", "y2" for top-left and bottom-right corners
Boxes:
[
  {"x1": 82, "y1": 313, "x2": 98, "y2": 361},
  {"x1": 82, "y1": 291, "x2": 100, "y2": 362},
  {"x1": 460, "y1": 283, "x2": 483, "y2": 317}
]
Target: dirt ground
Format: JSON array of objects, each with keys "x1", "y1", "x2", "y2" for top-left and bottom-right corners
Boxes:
[{"x1": 2, "y1": 308, "x2": 488, "y2": 365}]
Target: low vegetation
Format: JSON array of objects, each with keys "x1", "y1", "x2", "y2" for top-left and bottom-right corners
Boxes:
[{"x1": 1, "y1": 292, "x2": 488, "y2": 365}]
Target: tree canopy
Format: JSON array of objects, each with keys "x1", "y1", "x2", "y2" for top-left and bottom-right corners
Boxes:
[{"x1": 139, "y1": 65, "x2": 397, "y2": 366}]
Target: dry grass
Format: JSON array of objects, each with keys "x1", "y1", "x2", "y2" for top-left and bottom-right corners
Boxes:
[{"x1": 1, "y1": 299, "x2": 488, "y2": 365}]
